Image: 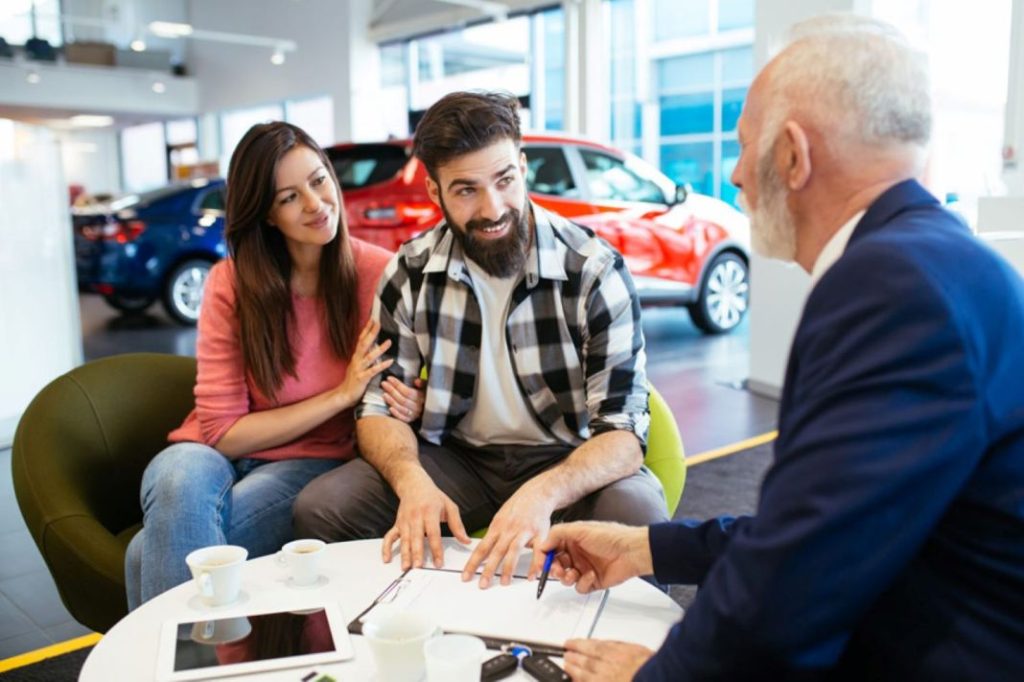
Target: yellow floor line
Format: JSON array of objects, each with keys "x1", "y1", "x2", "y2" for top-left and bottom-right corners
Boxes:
[
  {"x1": 686, "y1": 431, "x2": 778, "y2": 467},
  {"x1": 0, "y1": 632, "x2": 102, "y2": 673}
]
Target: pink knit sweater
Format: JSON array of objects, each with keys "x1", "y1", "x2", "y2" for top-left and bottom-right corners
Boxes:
[{"x1": 168, "y1": 238, "x2": 393, "y2": 461}]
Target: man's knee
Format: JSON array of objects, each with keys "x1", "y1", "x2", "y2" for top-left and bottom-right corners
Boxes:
[
  {"x1": 293, "y1": 459, "x2": 395, "y2": 541},
  {"x1": 582, "y1": 468, "x2": 670, "y2": 525}
]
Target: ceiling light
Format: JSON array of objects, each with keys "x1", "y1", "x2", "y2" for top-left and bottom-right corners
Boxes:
[
  {"x1": 270, "y1": 48, "x2": 285, "y2": 65},
  {"x1": 70, "y1": 115, "x2": 115, "y2": 128},
  {"x1": 26, "y1": 70, "x2": 40, "y2": 84},
  {"x1": 152, "y1": 81, "x2": 167, "y2": 94},
  {"x1": 130, "y1": 37, "x2": 146, "y2": 52},
  {"x1": 148, "y1": 21, "x2": 193, "y2": 38}
]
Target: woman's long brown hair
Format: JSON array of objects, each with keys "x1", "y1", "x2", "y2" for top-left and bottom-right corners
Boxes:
[{"x1": 224, "y1": 122, "x2": 358, "y2": 402}]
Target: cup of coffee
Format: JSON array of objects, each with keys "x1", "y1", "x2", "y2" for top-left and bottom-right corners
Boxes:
[
  {"x1": 362, "y1": 610, "x2": 441, "y2": 682},
  {"x1": 185, "y1": 545, "x2": 247, "y2": 607},
  {"x1": 277, "y1": 539, "x2": 326, "y2": 587},
  {"x1": 424, "y1": 634, "x2": 486, "y2": 682}
]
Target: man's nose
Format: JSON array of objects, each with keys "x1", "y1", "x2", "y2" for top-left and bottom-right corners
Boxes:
[{"x1": 479, "y1": 187, "x2": 504, "y2": 222}]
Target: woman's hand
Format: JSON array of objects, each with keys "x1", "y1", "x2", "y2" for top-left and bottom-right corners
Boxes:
[
  {"x1": 383, "y1": 377, "x2": 425, "y2": 423},
  {"x1": 337, "y1": 319, "x2": 393, "y2": 409}
]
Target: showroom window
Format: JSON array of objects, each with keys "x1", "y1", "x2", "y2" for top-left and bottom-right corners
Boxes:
[
  {"x1": 605, "y1": 0, "x2": 754, "y2": 206},
  {"x1": 0, "y1": 0, "x2": 62, "y2": 47},
  {"x1": 376, "y1": 6, "x2": 565, "y2": 137}
]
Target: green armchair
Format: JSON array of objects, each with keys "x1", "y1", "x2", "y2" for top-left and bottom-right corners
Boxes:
[{"x1": 12, "y1": 353, "x2": 196, "y2": 633}]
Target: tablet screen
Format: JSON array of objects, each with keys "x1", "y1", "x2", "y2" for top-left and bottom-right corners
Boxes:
[{"x1": 172, "y1": 608, "x2": 337, "y2": 673}]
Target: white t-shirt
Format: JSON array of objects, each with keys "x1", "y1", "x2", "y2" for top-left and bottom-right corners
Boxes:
[{"x1": 452, "y1": 257, "x2": 558, "y2": 446}]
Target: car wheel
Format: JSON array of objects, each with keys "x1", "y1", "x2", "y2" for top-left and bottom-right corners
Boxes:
[
  {"x1": 688, "y1": 252, "x2": 749, "y2": 334},
  {"x1": 162, "y1": 259, "x2": 212, "y2": 326},
  {"x1": 103, "y1": 293, "x2": 155, "y2": 314}
]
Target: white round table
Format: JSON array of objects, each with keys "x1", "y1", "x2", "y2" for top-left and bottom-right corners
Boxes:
[{"x1": 81, "y1": 538, "x2": 683, "y2": 681}]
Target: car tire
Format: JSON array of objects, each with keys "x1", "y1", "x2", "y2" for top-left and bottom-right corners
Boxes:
[
  {"x1": 687, "y1": 252, "x2": 749, "y2": 335},
  {"x1": 103, "y1": 293, "x2": 155, "y2": 315},
  {"x1": 162, "y1": 259, "x2": 213, "y2": 326}
]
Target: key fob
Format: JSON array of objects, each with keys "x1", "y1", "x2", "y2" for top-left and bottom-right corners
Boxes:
[
  {"x1": 522, "y1": 654, "x2": 570, "y2": 682},
  {"x1": 481, "y1": 653, "x2": 518, "y2": 681}
]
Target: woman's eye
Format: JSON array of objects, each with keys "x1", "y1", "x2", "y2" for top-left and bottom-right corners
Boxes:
[
  {"x1": 279, "y1": 193, "x2": 296, "y2": 205},
  {"x1": 312, "y1": 175, "x2": 327, "y2": 187}
]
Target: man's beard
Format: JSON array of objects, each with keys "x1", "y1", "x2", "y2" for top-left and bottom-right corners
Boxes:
[
  {"x1": 737, "y1": 143, "x2": 797, "y2": 262},
  {"x1": 441, "y1": 197, "x2": 531, "y2": 278}
]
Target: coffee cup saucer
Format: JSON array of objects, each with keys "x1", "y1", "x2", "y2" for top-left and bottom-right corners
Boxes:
[
  {"x1": 187, "y1": 589, "x2": 249, "y2": 612},
  {"x1": 283, "y1": 575, "x2": 329, "y2": 590}
]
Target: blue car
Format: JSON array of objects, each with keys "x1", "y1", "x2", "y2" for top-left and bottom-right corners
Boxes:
[{"x1": 74, "y1": 178, "x2": 227, "y2": 325}]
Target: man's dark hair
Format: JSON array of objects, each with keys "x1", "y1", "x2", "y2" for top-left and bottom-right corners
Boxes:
[{"x1": 412, "y1": 91, "x2": 522, "y2": 180}]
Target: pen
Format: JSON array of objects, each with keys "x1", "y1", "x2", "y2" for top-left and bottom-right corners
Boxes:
[{"x1": 536, "y1": 550, "x2": 555, "y2": 600}]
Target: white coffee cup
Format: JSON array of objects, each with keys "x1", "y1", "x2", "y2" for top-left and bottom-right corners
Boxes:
[
  {"x1": 277, "y1": 539, "x2": 326, "y2": 586},
  {"x1": 185, "y1": 545, "x2": 247, "y2": 607},
  {"x1": 424, "y1": 634, "x2": 486, "y2": 682},
  {"x1": 362, "y1": 611, "x2": 441, "y2": 682}
]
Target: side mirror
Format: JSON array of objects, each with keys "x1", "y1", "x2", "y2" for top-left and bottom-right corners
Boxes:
[{"x1": 673, "y1": 184, "x2": 690, "y2": 206}]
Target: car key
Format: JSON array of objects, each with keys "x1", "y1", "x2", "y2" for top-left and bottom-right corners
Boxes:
[
  {"x1": 481, "y1": 653, "x2": 519, "y2": 681},
  {"x1": 522, "y1": 654, "x2": 570, "y2": 682}
]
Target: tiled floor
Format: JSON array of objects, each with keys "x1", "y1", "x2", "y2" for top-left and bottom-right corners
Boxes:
[{"x1": 0, "y1": 294, "x2": 778, "y2": 662}]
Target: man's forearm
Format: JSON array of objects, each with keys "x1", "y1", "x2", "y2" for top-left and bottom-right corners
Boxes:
[
  {"x1": 355, "y1": 416, "x2": 429, "y2": 494},
  {"x1": 527, "y1": 430, "x2": 643, "y2": 511}
]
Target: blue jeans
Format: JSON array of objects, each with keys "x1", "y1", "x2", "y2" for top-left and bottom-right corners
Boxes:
[{"x1": 124, "y1": 442, "x2": 339, "y2": 610}]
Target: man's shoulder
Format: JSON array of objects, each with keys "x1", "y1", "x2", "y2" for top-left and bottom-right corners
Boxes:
[{"x1": 389, "y1": 224, "x2": 450, "y2": 274}]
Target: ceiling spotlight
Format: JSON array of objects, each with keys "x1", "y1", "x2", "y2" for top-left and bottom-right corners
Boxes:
[
  {"x1": 130, "y1": 37, "x2": 146, "y2": 52},
  {"x1": 152, "y1": 80, "x2": 167, "y2": 94},
  {"x1": 270, "y1": 48, "x2": 285, "y2": 66},
  {"x1": 148, "y1": 21, "x2": 193, "y2": 38},
  {"x1": 26, "y1": 70, "x2": 40, "y2": 84}
]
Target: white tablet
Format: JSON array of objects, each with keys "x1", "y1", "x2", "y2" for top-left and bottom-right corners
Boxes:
[{"x1": 155, "y1": 602, "x2": 353, "y2": 681}]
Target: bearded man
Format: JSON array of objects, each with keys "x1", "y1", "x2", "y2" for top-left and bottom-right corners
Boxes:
[
  {"x1": 295, "y1": 91, "x2": 668, "y2": 584},
  {"x1": 526, "y1": 15, "x2": 1024, "y2": 682}
]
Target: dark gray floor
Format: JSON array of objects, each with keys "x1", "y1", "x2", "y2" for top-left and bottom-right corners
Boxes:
[{"x1": 0, "y1": 294, "x2": 778, "y2": 663}]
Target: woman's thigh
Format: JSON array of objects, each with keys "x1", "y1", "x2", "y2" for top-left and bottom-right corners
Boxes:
[{"x1": 227, "y1": 457, "x2": 341, "y2": 552}]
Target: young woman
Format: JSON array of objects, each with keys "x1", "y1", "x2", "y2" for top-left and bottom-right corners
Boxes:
[{"x1": 124, "y1": 122, "x2": 421, "y2": 609}]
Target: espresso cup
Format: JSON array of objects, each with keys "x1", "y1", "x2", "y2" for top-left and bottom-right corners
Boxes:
[
  {"x1": 362, "y1": 611, "x2": 441, "y2": 682},
  {"x1": 277, "y1": 538, "x2": 326, "y2": 587},
  {"x1": 185, "y1": 545, "x2": 247, "y2": 607}
]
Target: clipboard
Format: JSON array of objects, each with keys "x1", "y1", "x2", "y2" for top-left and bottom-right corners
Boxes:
[{"x1": 347, "y1": 567, "x2": 608, "y2": 656}]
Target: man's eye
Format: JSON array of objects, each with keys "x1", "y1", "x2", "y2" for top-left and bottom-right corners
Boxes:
[
  {"x1": 498, "y1": 176, "x2": 514, "y2": 187},
  {"x1": 457, "y1": 187, "x2": 474, "y2": 197}
]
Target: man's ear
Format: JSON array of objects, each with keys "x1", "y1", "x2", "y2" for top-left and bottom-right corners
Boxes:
[
  {"x1": 779, "y1": 121, "x2": 811, "y2": 191},
  {"x1": 425, "y1": 174, "x2": 441, "y2": 208},
  {"x1": 519, "y1": 150, "x2": 528, "y2": 178}
]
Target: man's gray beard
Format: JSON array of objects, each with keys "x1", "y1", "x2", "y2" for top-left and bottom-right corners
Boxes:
[
  {"x1": 738, "y1": 151, "x2": 797, "y2": 262},
  {"x1": 442, "y1": 200, "x2": 530, "y2": 278}
]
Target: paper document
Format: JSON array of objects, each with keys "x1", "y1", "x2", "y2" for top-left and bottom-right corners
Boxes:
[{"x1": 355, "y1": 568, "x2": 607, "y2": 648}]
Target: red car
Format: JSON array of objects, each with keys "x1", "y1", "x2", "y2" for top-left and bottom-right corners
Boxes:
[{"x1": 327, "y1": 134, "x2": 749, "y2": 334}]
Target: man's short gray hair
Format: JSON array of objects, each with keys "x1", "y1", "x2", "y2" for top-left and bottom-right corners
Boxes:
[{"x1": 766, "y1": 14, "x2": 932, "y2": 151}]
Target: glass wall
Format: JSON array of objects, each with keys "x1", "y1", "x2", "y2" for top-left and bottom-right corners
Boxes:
[
  {"x1": 376, "y1": 6, "x2": 566, "y2": 138},
  {"x1": 0, "y1": 0, "x2": 62, "y2": 46},
  {"x1": 606, "y1": 0, "x2": 754, "y2": 205}
]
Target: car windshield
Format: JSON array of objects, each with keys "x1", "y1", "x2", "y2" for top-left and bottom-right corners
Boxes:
[
  {"x1": 328, "y1": 144, "x2": 409, "y2": 189},
  {"x1": 105, "y1": 184, "x2": 194, "y2": 212}
]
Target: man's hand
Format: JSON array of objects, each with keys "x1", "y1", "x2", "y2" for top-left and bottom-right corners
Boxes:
[
  {"x1": 382, "y1": 470, "x2": 470, "y2": 570},
  {"x1": 461, "y1": 487, "x2": 554, "y2": 588},
  {"x1": 527, "y1": 521, "x2": 653, "y2": 593},
  {"x1": 563, "y1": 639, "x2": 654, "y2": 681}
]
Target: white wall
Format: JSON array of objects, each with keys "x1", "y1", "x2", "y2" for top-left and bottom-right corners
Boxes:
[
  {"x1": 186, "y1": 0, "x2": 371, "y2": 144},
  {"x1": 0, "y1": 121, "x2": 83, "y2": 447},
  {"x1": 57, "y1": 128, "x2": 121, "y2": 196},
  {"x1": 1003, "y1": 0, "x2": 1024, "y2": 195}
]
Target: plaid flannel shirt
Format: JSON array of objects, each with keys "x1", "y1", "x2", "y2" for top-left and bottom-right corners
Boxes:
[{"x1": 357, "y1": 203, "x2": 650, "y2": 448}]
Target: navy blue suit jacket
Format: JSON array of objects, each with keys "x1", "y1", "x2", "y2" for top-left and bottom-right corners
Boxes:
[{"x1": 638, "y1": 180, "x2": 1024, "y2": 680}]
